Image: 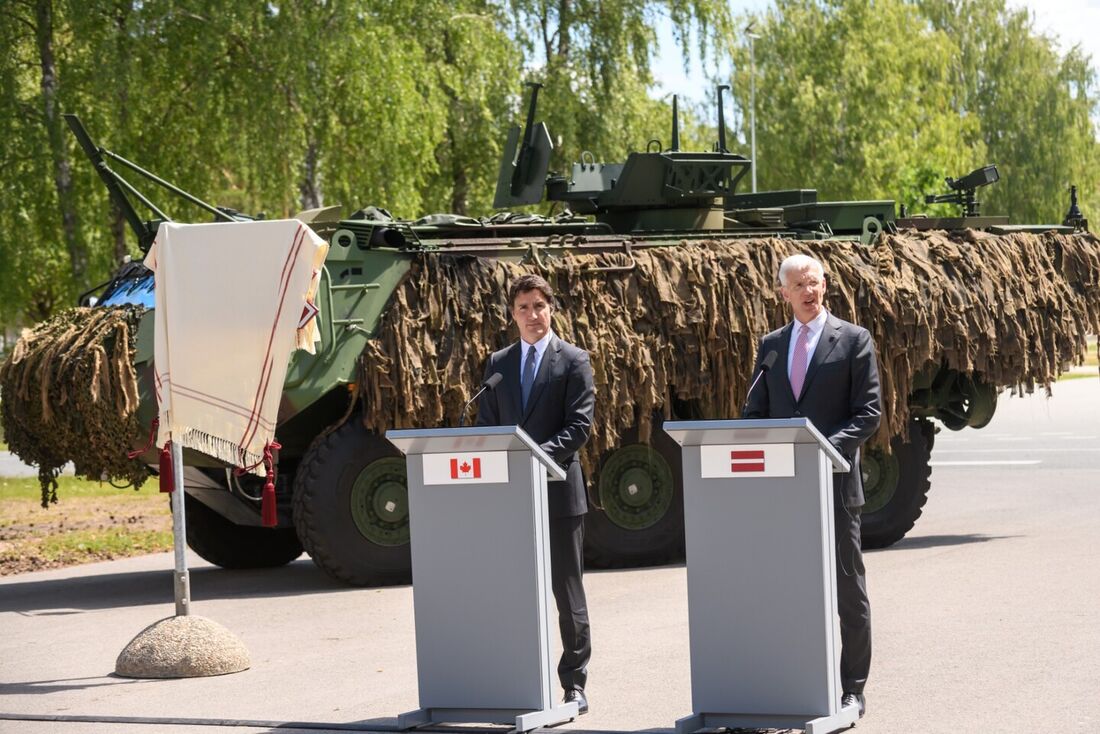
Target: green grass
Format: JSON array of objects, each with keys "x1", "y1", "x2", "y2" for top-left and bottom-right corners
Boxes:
[
  {"x1": 0, "y1": 475, "x2": 171, "y2": 575},
  {"x1": 36, "y1": 528, "x2": 174, "y2": 562},
  {"x1": 0, "y1": 474, "x2": 154, "y2": 501}
]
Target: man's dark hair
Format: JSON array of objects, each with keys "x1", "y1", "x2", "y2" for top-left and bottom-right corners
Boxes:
[{"x1": 508, "y1": 273, "x2": 555, "y2": 308}]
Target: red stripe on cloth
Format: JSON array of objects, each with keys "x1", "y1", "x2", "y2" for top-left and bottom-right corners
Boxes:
[{"x1": 238, "y1": 225, "x2": 307, "y2": 452}]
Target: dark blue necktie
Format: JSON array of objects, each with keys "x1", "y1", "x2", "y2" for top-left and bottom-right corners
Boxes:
[{"x1": 521, "y1": 346, "x2": 537, "y2": 410}]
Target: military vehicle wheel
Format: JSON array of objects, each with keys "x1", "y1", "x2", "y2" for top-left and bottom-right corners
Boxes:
[
  {"x1": 182, "y1": 494, "x2": 304, "y2": 568},
  {"x1": 860, "y1": 418, "x2": 935, "y2": 549},
  {"x1": 584, "y1": 426, "x2": 684, "y2": 568},
  {"x1": 293, "y1": 421, "x2": 411, "y2": 586}
]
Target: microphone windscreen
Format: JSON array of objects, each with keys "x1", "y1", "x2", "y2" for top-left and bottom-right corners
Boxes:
[
  {"x1": 484, "y1": 372, "x2": 504, "y2": 390},
  {"x1": 761, "y1": 350, "x2": 778, "y2": 370}
]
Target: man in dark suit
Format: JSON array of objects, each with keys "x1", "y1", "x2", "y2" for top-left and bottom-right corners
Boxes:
[
  {"x1": 743, "y1": 253, "x2": 882, "y2": 719},
  {"x1": 476, "y1": 273, "x2": 595, "y2": 714}
]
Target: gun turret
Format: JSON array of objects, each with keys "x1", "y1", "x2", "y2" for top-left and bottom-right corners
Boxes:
[
  {"x1": 493, "y1": 83, "x2": 554, "y2": 209},
  {"x1": 493, "y1": 83, "x2": 751, "y2": 231},
  {"x1": 1063, "y1": 185, "x2": 1088, "y2": 231},
  {"x1": 924, "y1": 165, "x2": 1000, "y2": 217}
]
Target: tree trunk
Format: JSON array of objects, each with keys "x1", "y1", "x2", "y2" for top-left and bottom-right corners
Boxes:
[
  {"x1": 298, "y1": 139, "x2": 322, "y2": 211},
  {"x1": 113, "y1": 0, "x2": 132, "y2": 264},
  {"x1": 449, "y1": 129, "x2": 468, "y2": 215},
  {"x1": 35, "y1": 0, "x2": 85, "y2": 286}
]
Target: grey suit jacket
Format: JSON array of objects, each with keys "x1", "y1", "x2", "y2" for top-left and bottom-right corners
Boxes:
[
  {"x1": 475, "y1": 335, "x2": 596, "y2": 518},
  {"x1": 743, "y1": 313, "x2": 882, "y2": 507}
]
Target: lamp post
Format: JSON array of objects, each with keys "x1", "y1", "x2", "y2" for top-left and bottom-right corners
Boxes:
[{"x1": 745, "y1": 22, "x2": 760, "y2": 193}]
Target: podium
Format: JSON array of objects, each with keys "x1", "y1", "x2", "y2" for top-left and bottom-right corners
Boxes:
[
  {"x1": 385, "y1": 425, "x2": 578, "y2": 732},
  {"x1": 662, "y1": 418, "x2": 858, "y2": 734}
]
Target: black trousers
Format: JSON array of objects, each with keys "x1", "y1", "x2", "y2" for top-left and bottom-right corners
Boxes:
[
  {"x1": 549, "y1": 514, "x2": 590, "y2": 693},
  {"x1": 835, "y1": 497, "x2": 871, "y2": 695}
]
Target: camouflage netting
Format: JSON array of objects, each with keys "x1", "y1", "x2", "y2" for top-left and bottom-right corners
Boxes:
[
  {"x1": 357, "y1": 230, "x2": 1100, "y2": 478},
  {"x1": 0, "y1": 306, "x2": 149, "y2": 506}
]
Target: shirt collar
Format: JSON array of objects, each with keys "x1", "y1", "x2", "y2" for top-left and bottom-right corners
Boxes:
[
  {"x1": 521, "y1": 329, "x2": 555, "y2": 358},
  {"x1": 792, "y1": 309, "x2": 829, "y2": 337}
]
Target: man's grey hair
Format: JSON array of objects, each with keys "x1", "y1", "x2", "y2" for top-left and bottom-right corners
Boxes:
[{"x1": 778, "y1": 254, "x2": 826, "y2": 287}]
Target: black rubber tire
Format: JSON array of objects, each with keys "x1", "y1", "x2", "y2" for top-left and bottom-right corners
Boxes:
[
  {"x1": 292, "y1": 420, "x2": 411, "y2": 586},
  {"x1": 860, "y1": 418, "x2": 935, "y2": 550},
  {"x1": 584, "y1": 424, "x2": 685, "y2": 569},
  {"x1": 182, "y1": 494, "x2": 304, "y2": 569}
]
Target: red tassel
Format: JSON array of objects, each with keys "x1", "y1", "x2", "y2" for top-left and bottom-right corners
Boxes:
[
  {"x1": 159, "y1": 441, "x2": 174, "y2": 493},
  {"x1": 260, "y1": 442, "x2": 281, "y2": 528},
  {"x1": 261, "y1": 478, "x2": 277, "y2": 527}
]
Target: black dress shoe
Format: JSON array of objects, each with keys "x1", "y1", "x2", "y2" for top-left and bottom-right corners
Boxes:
[
  {"x1": 564, "y1": 688, "x2": 589, "y2": 715},
  {"x1": 841, "y1": 691, "x2": 866, "y2": 718}
]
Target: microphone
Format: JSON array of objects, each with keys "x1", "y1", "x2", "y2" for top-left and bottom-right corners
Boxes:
[
  {"x1": 743, "y1": 350, "x2": 778, "y2": 414},
  {"x1": 459, "y1": 372, "x2": 504, "y2": 427}
]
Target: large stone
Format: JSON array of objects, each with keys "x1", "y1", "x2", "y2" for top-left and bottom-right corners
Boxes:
[{"x1": 115, "y1": 615, "x2": 250, "y2": 678}]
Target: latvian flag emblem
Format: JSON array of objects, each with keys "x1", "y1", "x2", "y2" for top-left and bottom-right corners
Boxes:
[
  {"x1": 450, "y1": 457, "x2": 482, "y2": 479},
  {"x1": 700, "y1": 443, "x2": 795, "y2": 478},
  {"x1": 730, "y1": 450, "x2": 766, "y2": 473}
]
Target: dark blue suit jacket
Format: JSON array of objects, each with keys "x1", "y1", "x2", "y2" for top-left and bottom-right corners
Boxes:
[
  {"x1": 743, "y1": 313, "x2": 882, "y2": 507},
  {"x1": 476, "y1": 335, "x2": 595, "y2": 518}
]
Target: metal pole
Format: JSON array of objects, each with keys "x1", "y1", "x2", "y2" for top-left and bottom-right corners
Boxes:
[
  {"x1": 749, "y1": 33, "x2": 757, "y2": 193},
  {"x1": 170, "y1": 441, "x2": 191, "y2": 617}
]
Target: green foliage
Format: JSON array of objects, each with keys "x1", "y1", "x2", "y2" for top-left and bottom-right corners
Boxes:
[
  {"x1": 728, "y1": 0, "x2": 982, "y2": 209},
  {"x1": 1, "y1": 0, "x2": 1096, "y2": 330},
  {"x1": 725, "y1": 0, "x2": 1099, "y2": 219},
  {"x1": 918, "y1": 0, "x2": 1100, "y2": 222}
]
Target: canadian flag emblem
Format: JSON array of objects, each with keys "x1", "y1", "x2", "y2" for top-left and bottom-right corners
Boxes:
[
  {"x1": 450, "y1": 457, "x2": 482, "y2": 479},
  {"x1": 423, "y1": 451, "x2": 508, "y2": 485},
  {"x1": 730, "y1": 450, "x2": 765, "y2": 473}
]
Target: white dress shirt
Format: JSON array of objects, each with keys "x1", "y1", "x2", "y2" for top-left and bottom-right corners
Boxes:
[{"x1": 520, "y1": 329, "x2": 555, "y2": 383}]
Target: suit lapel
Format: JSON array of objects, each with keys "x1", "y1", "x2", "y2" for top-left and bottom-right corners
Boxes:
[
  {"x1": 799, "y1": 314, "x2": 842, "y2": 402},
  {"x1": 501, "y1": 342, "x2": 523, "y2": 418},
  {"x1": 522, "y1": 336, "x2": 560, "y2": 422}
]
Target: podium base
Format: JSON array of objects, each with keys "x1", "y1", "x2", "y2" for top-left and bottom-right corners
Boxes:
[
  {"x1": 676, "y1": 703, "x2": 859, "y2": 734},
  {"x1": 399, "y1": 703, "x2": 579, "y2": 732}
]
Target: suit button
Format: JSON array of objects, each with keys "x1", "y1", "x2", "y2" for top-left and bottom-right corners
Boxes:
[{"x1": 794, "y1": 410, "x2": 802, "y2": 416}]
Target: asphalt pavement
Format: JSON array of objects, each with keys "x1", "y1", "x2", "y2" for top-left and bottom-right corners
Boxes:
[{"x1": 1, "y1": 377, "x2": 1098, "y2": 734}]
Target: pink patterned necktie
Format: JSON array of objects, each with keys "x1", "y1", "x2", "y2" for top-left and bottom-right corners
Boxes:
[{"x1": 790, "y1": 324, "x2": 811, "y2": 400}]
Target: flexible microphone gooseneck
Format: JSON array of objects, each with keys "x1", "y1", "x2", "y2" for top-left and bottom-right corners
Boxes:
[
  {"x1": 742, "y1": 350, "x2": 778, "y2": 413},
  {"x1": 459, "y1": 372, "x2": 504, "y2": 427}
]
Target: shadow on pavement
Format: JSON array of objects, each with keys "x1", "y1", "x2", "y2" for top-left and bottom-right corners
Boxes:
[
  {"x1": 0, "y1": 558, "x2": 398, "y2": 614},
  {"x1": 873, "y1": 533, "x2": 1016, "y2": 551},
  {"x1": 0, "y1": 675, "x2": 145, "y2": 695}
]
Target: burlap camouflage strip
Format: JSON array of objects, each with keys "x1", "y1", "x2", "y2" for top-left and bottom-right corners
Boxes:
[
  {"x1": 2, "y1": 230, "x2": 1097, "y2": 504},
  {"x1": 0, "y1": 306, "x2": 148, "y2": 506},
  {"x1": 357, "y1": 230, "x2": 1100, "y2": 480}
]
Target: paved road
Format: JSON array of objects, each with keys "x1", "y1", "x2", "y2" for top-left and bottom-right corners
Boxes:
[
  {"x1": 0, "y1": 453, "x2": 72, "y2": 479},
  {"x1": 1, "y1": 377, "x2": 1097, "y2": 734}
]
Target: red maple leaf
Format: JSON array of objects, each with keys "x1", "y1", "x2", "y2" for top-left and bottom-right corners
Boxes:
[{"x1": 460, "y1": 461, "x2": 471, "y2": 474}]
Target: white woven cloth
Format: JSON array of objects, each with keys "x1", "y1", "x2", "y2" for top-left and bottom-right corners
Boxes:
[{"x1": 144, "y1": 219, "x2": 329, "y2": 473}]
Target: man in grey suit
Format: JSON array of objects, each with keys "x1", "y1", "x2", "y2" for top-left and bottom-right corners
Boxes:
[
  {"x1": 476, "y1": 273, "x2": 595, "y2": 714},
  {"x1": 743, "y1": 253, "x2": 882, "y2": 718}
]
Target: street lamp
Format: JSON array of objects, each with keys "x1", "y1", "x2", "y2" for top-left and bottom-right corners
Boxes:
[{"x1": 744, "y1": 21, "x2": 760, "y2": 193}]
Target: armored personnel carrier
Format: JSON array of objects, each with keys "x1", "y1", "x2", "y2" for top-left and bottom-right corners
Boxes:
[{"x1": 3, "y1": 84, "x2": 1097, "y2": 586}]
